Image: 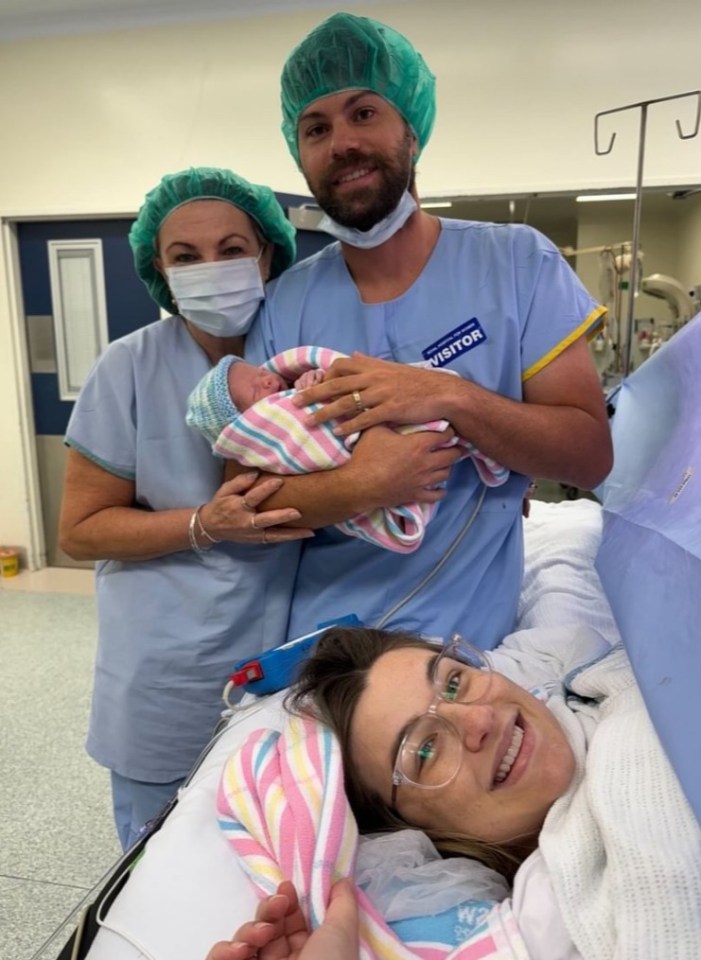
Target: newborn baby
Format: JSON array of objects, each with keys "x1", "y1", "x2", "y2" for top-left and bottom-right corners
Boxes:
[{"x1": 186, "y1": 346, "x2": 508, "y2": 553}]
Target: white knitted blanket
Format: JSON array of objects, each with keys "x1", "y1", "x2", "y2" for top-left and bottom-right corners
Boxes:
[{"x1": 539, "y1": 646, "x2": 701, "y2": 960}]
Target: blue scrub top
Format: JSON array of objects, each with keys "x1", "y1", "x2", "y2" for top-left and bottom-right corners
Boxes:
[
  {"x1": 66, "y1": 317, "x2": 300, "y2": 781},
  {"x1": 247, "y1": 220, "x2": 603, "y2": 649}
]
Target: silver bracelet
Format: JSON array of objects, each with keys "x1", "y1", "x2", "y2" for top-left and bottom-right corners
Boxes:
[
  {"x1": 188, "y1": 509, "x2": 208, "y2": 555},
  {"x1": 195, "y1": 505, "x2": 221, "y2": 545}
]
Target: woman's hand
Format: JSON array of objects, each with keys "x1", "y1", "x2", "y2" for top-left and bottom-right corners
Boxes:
[
  {"x1": 199, "y1": 473, "x2": 314, "y2": 545},
  {"x1": 293, "y1": 352, "x2": 464, "y2": 437},
  {"x1": 206, "y1": 879, "x2": 359, "y2": 960}
]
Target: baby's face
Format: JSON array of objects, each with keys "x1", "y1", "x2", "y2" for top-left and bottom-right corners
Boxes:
[{"x1": 229, "y1": 362, "x2": 287, "y2": 410}]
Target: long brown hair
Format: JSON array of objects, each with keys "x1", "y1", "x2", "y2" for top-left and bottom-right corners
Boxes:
[{"x1": 286, "y1": 626, "x2": 534, "y2": 881}]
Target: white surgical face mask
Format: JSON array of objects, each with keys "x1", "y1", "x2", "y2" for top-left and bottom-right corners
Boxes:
[
  {"x1": 166, "y1": 254, "x2": 265, "y2": 337},
  {"x1": 317, "y1": 191, "x2": 418, "y2": 249}
]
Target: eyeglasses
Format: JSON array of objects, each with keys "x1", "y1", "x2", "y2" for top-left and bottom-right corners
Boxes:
[{"x1": 390, "y1": 634, "x2": 492, "y2": 808}]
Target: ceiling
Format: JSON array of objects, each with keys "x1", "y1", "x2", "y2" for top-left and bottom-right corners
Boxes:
[
  {"x1": 0, "y1": 0, "x2": 375, "y2": 40},
  {"x1": 3, "y1": 0, "x2": 699, "y2": 231}
]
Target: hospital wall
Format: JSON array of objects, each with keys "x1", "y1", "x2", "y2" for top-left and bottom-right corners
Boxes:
[
  {"x1": 2, "y1": 0, "x2": 701, "y2": 562},
  {"x1": 677, "y1": 199, "x2": 701, "y2": 293}
]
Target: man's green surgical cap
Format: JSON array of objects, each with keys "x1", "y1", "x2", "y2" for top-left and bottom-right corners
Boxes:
[
  {"x1": 281, "y1": 13, "x2": 436, "y2": 166},
  {"x1": 129, "y1": 167, "x2": 296, "y2": 313}
]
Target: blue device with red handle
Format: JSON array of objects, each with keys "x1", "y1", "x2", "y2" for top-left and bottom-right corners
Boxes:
[{"x1": 228, "y1": 615, "x2": 362, "y2": 697}]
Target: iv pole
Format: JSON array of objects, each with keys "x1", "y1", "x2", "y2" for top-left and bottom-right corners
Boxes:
[{"x1": 594, "y1": 90, "x2": 701, "y2": 377}]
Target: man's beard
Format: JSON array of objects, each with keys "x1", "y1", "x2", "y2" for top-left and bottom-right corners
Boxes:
[{"x1": 308, "y1": 133, "x2": 415, "y2": 232}]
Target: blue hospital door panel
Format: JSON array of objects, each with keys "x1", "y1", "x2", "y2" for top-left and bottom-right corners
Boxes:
[{"x1": 18, "y1": 219, "x2": 160, "y2": 437}]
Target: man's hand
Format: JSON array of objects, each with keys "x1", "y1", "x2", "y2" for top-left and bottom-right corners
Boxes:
[
  {"x1": 347, "y1": 425, "x2": 462, "y2": 511},
  {"x1": 293, "y1": 352, "x2": 462, "y2": 436}
]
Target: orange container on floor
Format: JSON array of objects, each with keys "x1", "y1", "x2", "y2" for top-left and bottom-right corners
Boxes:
[{"x1": 0, "y1": 548, "x2": 19, "y2": 577}]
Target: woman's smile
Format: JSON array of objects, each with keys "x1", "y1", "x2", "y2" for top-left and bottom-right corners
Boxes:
[{"x1": 492, "y1": 717, "x2": 525, "y2": 787}]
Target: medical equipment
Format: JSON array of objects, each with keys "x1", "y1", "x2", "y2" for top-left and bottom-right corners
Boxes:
[
  {"x1": 560, "y1": 240, "x2": 695, "y2": 376},
  {"x1": 639, "y1": 272, "x2": 695, "y2": 326},
  {"x1": 224, "y1": 615, "x2": 361, "y2": 700},
  {"x1": 559, "y1": 239, "x2": 640, "y2": 381},
  {"x1": 636, "y1": 272, "x2": 695, "y2": 355},
  {"x1": 593, "y1": 89, "x2": 701, "y2": 376}
]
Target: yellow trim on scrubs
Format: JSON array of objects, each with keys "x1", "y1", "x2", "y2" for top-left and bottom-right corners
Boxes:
[{"x1": 522, "y1": 305, "x2": 607, "y2": 382}]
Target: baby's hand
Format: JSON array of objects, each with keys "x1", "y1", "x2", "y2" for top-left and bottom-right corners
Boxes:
[
  {"x1": 295, "y1": 369, "x2": 325, "y2": 391},
  {"x1": 205, "y1": 879, "x2": 358, "y2": 960},
  {"x1": 205, "y1": 881, "x2": 309, "y2": 960}
]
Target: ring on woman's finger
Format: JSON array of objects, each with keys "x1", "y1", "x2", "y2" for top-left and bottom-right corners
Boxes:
[
  {"x1": 250, "y1": 513, "x2": 257, "y2": 529},
  {"x1": 262, "y1": 529, "x2": 268, "y2": 544},
  {"x1": 241, "y1": 496, "x2": 255, "y2": 512},
  {"x1": 352, "y1": 389, "x2": 367, "y2": 414}
]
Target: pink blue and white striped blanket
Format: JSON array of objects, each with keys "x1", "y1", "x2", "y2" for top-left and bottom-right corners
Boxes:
[
  {"x1": 217, "y1": 714, "x2": 530, "y2": 960},
  {"x1": 213, "y1": 346, "x2": 509, "y2": 554}
]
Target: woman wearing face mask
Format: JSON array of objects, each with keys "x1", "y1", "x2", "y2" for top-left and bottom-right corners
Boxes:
[{"x1": 59, "y1": 167, "x2": 313, "y2": 850}]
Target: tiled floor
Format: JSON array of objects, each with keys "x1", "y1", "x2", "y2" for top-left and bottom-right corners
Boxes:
[
  {"x1": 1, "y1": 566, "x2": 96, "y2": 596},
  {"x1": 1, "y1": 569, "x2": 121, "y2": 960}
]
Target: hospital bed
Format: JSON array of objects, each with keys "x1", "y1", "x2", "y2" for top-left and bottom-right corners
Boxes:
[
  {"x1": 48, "y1": 314, "x2": 701, "y2": 960},
  {"x1": 46, "y1": 498, "x2": 615, "y2": 960}
]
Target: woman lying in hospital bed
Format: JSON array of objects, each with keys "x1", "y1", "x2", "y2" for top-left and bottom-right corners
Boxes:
[
  {"x1": 209, "y1": 619, "x2": 701, "y2": 960},
  {"x1": 81, "y1": 500, "x2": 699, "y2": 960}
]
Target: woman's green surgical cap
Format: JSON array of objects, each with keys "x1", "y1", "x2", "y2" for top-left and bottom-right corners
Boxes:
[
  {"x1": 281, "y1": 13, "x2": 436, "y2": 166},
  {"x1": 129, "y1": 166, "x2": 297, "y2": 313}
]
